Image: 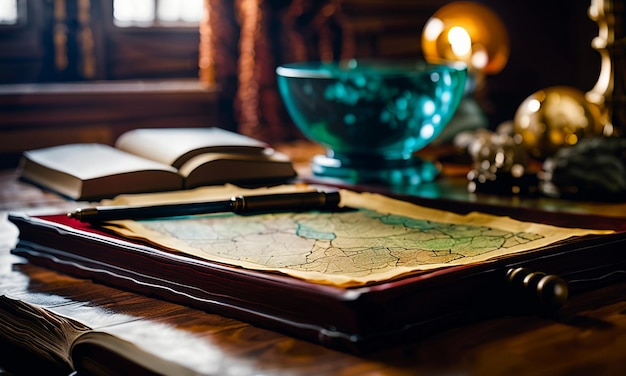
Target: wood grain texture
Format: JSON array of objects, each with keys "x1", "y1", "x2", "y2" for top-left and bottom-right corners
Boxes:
[
  {"x1": 0, "y1": 80, "x2": 220, "y2": 168},
  {"x1": 2, "y1": 144, "x2": 626, "y2": 374},
  {"x1": 1, "y1": 254, "x2": 626, "y2": 375}
]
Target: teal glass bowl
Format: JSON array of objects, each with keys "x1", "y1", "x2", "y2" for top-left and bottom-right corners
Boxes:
[{"x1": 277, "y1": 60, "x2": 467, "y2": 184}]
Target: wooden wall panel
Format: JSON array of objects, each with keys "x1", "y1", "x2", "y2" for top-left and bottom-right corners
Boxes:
[
  {"x1": 0, "y1": 80, "x2": 220, "y2": 168},
  {"x1": 103, "y1": 29, "x2": 201, "y2": 80},
  {"x1": 0, "y1": 1, "x2": 49, "y2": 83}
]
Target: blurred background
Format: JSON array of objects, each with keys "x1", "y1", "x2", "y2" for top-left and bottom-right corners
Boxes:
[{"x1": 0, "y1": 0, "x2": 602, "y2": 166}]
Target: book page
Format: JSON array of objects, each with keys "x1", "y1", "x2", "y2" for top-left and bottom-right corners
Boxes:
[
  {"x1": 103, "y1": 186, "x2": 613, "y2": 287},
  {"x1": 71, "y1": 331, "x2": 202, "y2": 376},
  {"x1": 179, "y1": 151, "x2": 295, "y2": 187},
  {"x1": 0, "y1": 293, "x2": 213, "y2": 375},
  {"x1": 23, "y1": 144, "x2": 178, "y2": 181},
  {"x1": 115, "y1": 128, "x2": 269, "y2": 168},
  {"x1": 19, "y1": 144, "x2": 182, "y2": 200},
  {"x1": 0, "y1": 295, "x2": 88, "y2": 367}
]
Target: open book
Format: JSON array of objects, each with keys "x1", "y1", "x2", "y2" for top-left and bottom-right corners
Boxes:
[
  {"x1": 17, "y1": 127, "x2": 297, "y2": 200},
  {"x1": 0, "y1": 295, "x2": 200, "y2": 375}
]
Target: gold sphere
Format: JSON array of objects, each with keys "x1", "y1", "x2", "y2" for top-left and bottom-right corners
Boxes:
[
  {"x1": 514, "y1": 86, "x2": 602, "y2": 160},
  {"x1": 421, "y1": 1, "x2": 510, "y2": 75}
]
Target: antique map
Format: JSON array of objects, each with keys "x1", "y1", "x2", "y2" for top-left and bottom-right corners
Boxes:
[{"x1": 105, "y1": 185, "x2": 611, "y2": 287}]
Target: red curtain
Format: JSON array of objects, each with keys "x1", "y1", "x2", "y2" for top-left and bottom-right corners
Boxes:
[{"x1": 200, "y1": 0, "x2": 353, "y2": 143}]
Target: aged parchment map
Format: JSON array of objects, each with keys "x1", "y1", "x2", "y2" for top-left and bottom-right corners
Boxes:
[{"x1": 106, "y1": 186, "x2": 612, "y2": 286}]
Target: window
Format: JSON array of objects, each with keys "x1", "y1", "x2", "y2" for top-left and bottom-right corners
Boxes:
[
  {"x1": 0, "y1": 0, "x2": 18, "y2": 25},
  {"x1": 113, "y1": 0, "x2": 203, "y2": 27},
  {"x1": 0, "y1": 0, "x2": 204, "y2": 83},
  {"x1": 0, "y1": 0, "x2": 216, "y2": 166}
]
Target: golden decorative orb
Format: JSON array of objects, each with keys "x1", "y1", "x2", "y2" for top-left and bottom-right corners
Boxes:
[
  {"x1": 421, "y1": 1, "x2": 510, "y2": 75},
  {"x1": 513, "y1": 86, "x2": 602, "y2": 160}
]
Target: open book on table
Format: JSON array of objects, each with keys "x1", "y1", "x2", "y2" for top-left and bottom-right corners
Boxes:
[
  {"x1": 17, "y1": 127, "x2": 296, "y2": 200},
  {"x1": 0, "y1": 295, "x2": 201, "y2": 376}
]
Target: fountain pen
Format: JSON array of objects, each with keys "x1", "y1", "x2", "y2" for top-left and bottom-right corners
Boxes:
[{"x1": 67, "y1": 191, "x2": 341, "y2": 223}]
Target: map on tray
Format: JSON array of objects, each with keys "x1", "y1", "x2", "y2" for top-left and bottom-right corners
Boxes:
[{"x1": 103, "y1": 186, "x2": 612, "y2": 287}]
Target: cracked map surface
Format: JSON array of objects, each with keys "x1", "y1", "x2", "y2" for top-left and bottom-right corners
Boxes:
[{"x1": 139, "y1": 209, "x2": 544, "y2": 278}]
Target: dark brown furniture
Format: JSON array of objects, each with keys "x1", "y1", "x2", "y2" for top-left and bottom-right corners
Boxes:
[{"x1": 2, "y1": 144, "x2": 626, "y2": 374}]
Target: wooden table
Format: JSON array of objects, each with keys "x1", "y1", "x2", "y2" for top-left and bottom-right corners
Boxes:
[{"x1": 2, "y1": 158, "x2": 626, "y2": 375}]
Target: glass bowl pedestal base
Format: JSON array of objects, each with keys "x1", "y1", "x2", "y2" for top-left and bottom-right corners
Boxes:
[{"x1": 311, "y1": 152, "x2": 440, "y2": 186}]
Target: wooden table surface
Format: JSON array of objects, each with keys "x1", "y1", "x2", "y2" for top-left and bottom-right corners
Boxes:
[{"x1": 2, "y1": 151, "x2": 626, "y2": 375}]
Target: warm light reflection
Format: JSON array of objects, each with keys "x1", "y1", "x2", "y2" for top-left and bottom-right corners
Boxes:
[
  {"x1": 528, "y1": 99, "x2": 541, "y2": 113},
  {"x1": 423, "y1": 18, "x2": 444, "y2": 41},
  {"x1": 421, "y1": 1, "x2": 509, "y2": 75},
  {"x1": 448, "y1": 26, "x2": 472, "y2": 57},
  {"x1": 586, "y1": 0, "x2": 622, "y2": 136},
  {"x1": 471, "y1": 46, "x2": 488, "y2": 70}
]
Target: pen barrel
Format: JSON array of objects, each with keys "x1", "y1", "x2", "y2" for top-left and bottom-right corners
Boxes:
[
  {"x1": 232, "y1": 191, "x2": 340, "y2": 214},
  {"x1": 69, "y1": 191, "x2": 341, "y2": 222},
  {"x1": 79, "y1": 201, "x2": 231, "y2": 221}
]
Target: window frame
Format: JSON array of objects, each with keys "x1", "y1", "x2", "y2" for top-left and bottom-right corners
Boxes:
[{"x1": 107, "y1": 0, "x2": 203, "y2": 31}]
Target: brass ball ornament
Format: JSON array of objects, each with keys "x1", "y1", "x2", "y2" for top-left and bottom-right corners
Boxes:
[
  {"x1": 421, "y1": 1, "x2": 510, "y2": 75},
  {"x1": 513, "y1": 86, "x2": 603, "y2": 160}
]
